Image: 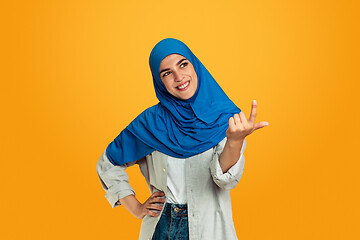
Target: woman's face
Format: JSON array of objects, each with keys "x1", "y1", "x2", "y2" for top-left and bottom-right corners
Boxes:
[{"x1": 159, "y1": 54, "x2": 198, "y2": 100}]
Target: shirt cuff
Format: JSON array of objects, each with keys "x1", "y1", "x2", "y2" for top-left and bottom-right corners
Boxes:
[
  {"x1": 210, "y1": 139, "x2": 246, "y2": 190},
  {"x1": 105, "y1": 185, "x2": 135, "y2": 208}
]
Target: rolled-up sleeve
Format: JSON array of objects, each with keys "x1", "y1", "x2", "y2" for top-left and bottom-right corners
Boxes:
[
  {"x1": 210, "y1": 137, "x2": 246, "y2": 190},
  {"x1": 96, "y1": 150, "x2": 137, "y2": 208}
]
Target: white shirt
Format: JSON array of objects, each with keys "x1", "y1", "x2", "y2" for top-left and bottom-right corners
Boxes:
[{"x1": 166, "y1": 156, "x2": 187, "y2": 204}]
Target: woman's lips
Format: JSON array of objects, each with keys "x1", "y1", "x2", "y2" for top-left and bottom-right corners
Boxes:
[{"x1": 176, "y1": 81, "x2": 190, "y2": 91}]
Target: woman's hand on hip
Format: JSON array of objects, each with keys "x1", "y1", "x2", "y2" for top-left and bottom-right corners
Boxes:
[
  {"x1": 134, "y1": 191, "x2": 166, "y2": 219},
  {"x1": 226, "y1": 100, "x2": 269, "y2": 143}
]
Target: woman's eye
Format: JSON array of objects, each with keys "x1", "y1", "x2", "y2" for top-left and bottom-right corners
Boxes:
[
  {"x1": 180, "y1": 62, "x2": 188, "y2": 68},
  {"x1": 161, "y1": 62, "x2": 188, "y2": 77}
]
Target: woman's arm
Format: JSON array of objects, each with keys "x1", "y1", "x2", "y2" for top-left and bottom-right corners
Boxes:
[
  {"x1": 210, "y1": 137, "x2": 246, "y2": 190},
  {"x1": 219, "y1": 100, "x2": 269, "y2": 173},
  {"x1": 218, "y1": 138, "x2": 244, "y2": 173},
  {"x1": 96, "y1": 150, "x2": 137, "y2": 207},
  {"x1": 96, "y1": 151, "x2": 165, "y2": 218}
]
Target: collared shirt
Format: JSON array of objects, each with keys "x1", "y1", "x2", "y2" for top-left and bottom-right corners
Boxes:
[{"x1": 96, "y1": 137, "x2": 246, "y2": 240}]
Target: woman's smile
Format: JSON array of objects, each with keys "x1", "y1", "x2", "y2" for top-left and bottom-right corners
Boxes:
[{"x1": 176, "y1": 80, "x2": 190, "y2": 91}]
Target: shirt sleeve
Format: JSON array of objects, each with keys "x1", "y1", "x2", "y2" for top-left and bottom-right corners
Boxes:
[
  {"x1": 96, "y1": 150, "x2": 137, "y2": 208},
  {"x1": 209, "y1": 137, "x2": 246, "y2": 190}
]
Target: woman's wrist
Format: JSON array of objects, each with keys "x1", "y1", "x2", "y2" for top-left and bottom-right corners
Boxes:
[
  {"x1": 119, "y1": 195, "x2": 143, "y2": 219},
  {"x1": 226, "y1": 137, "x2": 244, "y2": 150},
  {"x1": 219, "y1": 138, "x2": 244, "y2": 173}
]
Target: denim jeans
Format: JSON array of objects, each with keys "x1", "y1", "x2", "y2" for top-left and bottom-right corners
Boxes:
[{"x1": 152, "y1": 203, "x2": 189, "y2": 240}]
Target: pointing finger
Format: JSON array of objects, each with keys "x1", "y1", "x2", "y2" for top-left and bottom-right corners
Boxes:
[{"x1": 249, "y1": 100, "x2": 257, "y2": 123}]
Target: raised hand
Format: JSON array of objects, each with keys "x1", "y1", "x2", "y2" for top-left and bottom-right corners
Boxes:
[{"x1": 226, "y1": 100, "x2": 269, "y2": 143}]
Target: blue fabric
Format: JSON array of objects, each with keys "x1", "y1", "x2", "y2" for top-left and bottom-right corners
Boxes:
[
  {"x1": 106, "y1": 38, "x2": 240, "y2": 165},
  {"x1": 152, "y1": 203, "x2": 189, "y2": 240}
]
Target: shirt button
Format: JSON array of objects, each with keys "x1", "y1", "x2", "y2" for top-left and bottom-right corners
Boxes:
[{"x1": 162, "y1": 168, "x2": 166, "y2": 172}]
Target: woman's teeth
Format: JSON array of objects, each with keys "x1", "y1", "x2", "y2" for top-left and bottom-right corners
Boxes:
[{"x1": 178, "y1": 81, "x2": 189, "y2": 89}]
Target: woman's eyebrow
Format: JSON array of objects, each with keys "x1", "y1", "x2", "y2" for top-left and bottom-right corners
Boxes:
[{"x1": 159, "y1": 58, "x2": 188, "y2": 75}]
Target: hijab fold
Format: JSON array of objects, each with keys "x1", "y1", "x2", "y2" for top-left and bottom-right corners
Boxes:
[{"x1": 106, "y1": 38, "x2": 241, "y2": 165}]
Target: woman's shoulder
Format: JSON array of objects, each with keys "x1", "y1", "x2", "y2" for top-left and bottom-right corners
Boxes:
[{"x1": 129, "y1": 103, "x2": 166, "y2": 126}]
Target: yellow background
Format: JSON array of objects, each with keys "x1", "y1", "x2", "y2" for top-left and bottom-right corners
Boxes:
[{"x1": 1, "y1": 0, "x2": 359, "y2": 239}]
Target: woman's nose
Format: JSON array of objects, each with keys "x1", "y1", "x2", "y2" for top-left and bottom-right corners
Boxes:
[{"x1": 173, "y1": 70, "x2": 183, "y2": 82}]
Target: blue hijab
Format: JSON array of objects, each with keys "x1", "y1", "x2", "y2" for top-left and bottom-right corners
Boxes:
[{"x1": 106, "y1": 38, "x2": 241, "y2": 165}]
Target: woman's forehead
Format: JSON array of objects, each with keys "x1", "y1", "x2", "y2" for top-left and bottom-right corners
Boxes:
[{"x1": 160, "y1": 54, "x2": 186, "y2": 65}]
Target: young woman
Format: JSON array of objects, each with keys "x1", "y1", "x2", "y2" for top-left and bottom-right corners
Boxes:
[{"x1": 96, "y1": 38, "x2": 269, "y2": 240}]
